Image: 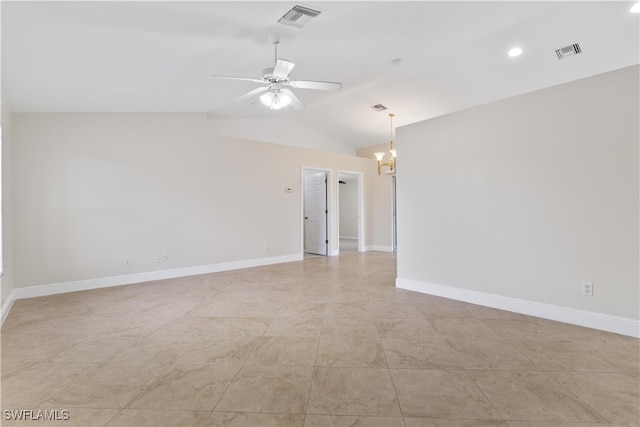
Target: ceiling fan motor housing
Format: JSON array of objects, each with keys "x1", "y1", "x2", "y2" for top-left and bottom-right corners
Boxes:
[
  {"x1": 262, "y1": 68, "x2": 280, "y2": 82},
  {"x1": 262, "y1": 68, "x2": 291, "y2": 84}
]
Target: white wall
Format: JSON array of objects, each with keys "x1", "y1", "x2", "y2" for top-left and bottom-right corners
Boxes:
[
  {"x1": 396, "y1": 65, "x2": 639, "y2": 336},
  {"x1": 1, "y1": 93, "x2": 15, "y2": 315},
  {"x1": 12, "y1": 112, "x2": 382, "y2": 290},
  {"x1": 207, "y1": 117, "x2": 356, "y2": 156}
]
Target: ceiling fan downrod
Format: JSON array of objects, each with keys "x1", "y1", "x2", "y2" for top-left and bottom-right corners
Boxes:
[{"x1": 270, "y1": 33, "x2": 281, "y2": 67}]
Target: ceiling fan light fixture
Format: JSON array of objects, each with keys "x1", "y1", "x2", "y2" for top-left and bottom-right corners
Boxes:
[
  {"x1": 279, "y1": 93, "x2": 292, "y2": 107},
  {"x1": 260, "y1": 91, "x2": 292, "y2": 110},
  {"x1": 260, "y1": 92, "x2": 274, "y2": 106}
]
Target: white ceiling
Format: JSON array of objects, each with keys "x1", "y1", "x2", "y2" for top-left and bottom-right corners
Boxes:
[{"x1": 2, "y1": 1, "x2": 638, "y2": 149}]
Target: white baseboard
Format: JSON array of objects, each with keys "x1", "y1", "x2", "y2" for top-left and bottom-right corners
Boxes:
[
  {"x1": 9, "y1": 253, "x2": 303, "y2": 305},
  {"x1": 396, "y1": 277, "x2": 640, "y2": 338},
  {"x1": 365, "y1": 245, "x2": 394, "y2": 253},
  {"x1": 1, "y1": 289, "x2": 17, "y2": 326}
]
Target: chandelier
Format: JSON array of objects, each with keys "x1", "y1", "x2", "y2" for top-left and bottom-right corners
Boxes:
[{"x1": 374, "y1": 113, "x2": 397, "y2": 175}]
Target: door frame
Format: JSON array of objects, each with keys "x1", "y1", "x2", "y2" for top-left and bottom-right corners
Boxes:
[
  {"x1": 301, "y1": 167, "x2": 333, "y2": 256},
  {"x1": 392, "y1": 174, "x2": 397, "y2": 253},
  {"x1": 337, "y1": 170, "x2": 364, "y2": 254}
]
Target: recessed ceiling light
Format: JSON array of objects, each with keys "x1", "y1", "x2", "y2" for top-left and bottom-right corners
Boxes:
[
  {"x1": 508, "y1": 47, "x2": 523, "y2": 57},
  {"x1": 631, "y1": 2, "x2": 640, "y2": 13}
]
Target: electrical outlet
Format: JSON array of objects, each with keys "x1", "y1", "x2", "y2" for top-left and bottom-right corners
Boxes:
[
  {"x1": 583, "y1": 281, "x2": 593, "y2": 296},
  {"x1": 124, "y1": 257, "x2": 131, "y2": 266},
  {"x1": 154, "y1": 255, "x2": 160, "y2": 263}
]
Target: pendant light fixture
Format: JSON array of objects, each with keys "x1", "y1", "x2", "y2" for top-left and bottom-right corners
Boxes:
[{"x1": 374, "y1": 113, "x2": 397, "y2": 175}]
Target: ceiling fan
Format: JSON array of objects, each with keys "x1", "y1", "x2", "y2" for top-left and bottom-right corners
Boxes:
[{"x1": 211, "y1": 35, "x2": 342, "y2": 110}]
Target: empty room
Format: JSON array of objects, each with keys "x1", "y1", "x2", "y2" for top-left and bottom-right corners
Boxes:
[{"x1": 1, "y1": 2, "x2": 638, "y2": 427}]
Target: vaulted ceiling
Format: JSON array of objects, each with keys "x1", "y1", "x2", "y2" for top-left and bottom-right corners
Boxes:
[{"x1": 2, "y1": 1, "x2": 638, "y2": 149}]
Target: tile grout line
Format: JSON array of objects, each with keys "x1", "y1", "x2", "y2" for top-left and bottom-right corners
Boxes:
[
  {"x1": 301, "y1": 299, "x2": 328, "y2": 425},
  {"x1": 372, "y1": 297, "x2": 408, "y2": 426}
]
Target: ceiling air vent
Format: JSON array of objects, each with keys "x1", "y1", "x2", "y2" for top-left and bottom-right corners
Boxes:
[
  {"x1": 278, "y1": 5, "x2": 322, "y2": 28},
  {"x1": 555, "y1": 43, "x2": 582, "y2": 60},
  {"x1": 371, "y1": 104, "x2": 388, "y2": 112}
]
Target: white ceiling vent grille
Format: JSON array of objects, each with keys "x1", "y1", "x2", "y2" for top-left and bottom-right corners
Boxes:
[
  {"x1": 371, "y1": 104, "x2": 388, "y2": 112},
  {"x1": 278, "y1": 5, "x2": 322, "y2": 28},
  {"x1": 555, "y1": 43, "x2": 582, "y2": 60}
]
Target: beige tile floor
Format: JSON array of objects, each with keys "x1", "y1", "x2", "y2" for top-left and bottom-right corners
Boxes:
[{"x1": 1, "y1": 252, "x2": 638, "y2": 427}]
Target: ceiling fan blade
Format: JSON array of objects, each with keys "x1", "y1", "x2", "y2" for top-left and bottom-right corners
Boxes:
[
  {"x1": 283, "y1": 89, "x2": 304, "y2": 110},
  {"x1": 211, "y1": 75, "x2": 265, "y2": 84},
  {"x1": 236, "y1": 86, "x2": 268, "y2": 103},
  {"x1": 289, "y1": 80, "x2": 342, "y2": 91},
  {"x1": 273, "y1": 59, "x2": 295, "y2": 79}
]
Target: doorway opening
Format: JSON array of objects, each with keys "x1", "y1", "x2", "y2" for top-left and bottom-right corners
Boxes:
[
  {"x1": 302, "y1": 168, "x2": 329, "y2": 258},
  {"x1": 338, "y1": 171, "x2": 363, "y2": 254}
]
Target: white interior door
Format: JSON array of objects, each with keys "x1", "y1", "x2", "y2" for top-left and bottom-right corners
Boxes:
[{"x1": 304, "y1": 172, "x2": 328, "y2": 255}]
